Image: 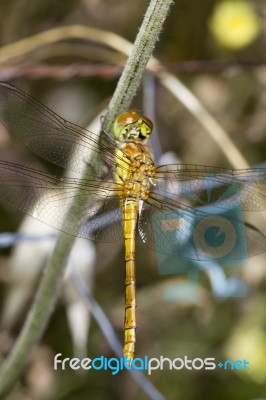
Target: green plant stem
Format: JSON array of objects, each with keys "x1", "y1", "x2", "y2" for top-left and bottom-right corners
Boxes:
[
  {"x1": 103, "y1": 0, "x2": 173, "y2": 133},
  {"x1": 0, "y1": 234, "x2": 74, "y2": 397},
  {"x1": 0, "y1": 0, "x2": 173, "y2": 396}
]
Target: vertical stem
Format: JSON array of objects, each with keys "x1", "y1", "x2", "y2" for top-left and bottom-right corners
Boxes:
[
  {"x1": 103, "y1": 0, "x2": 174, "y2": 133},
  {"x1": 0, "y1": 234, "x2": 74, "y2": 397},
  {"x1": 0, "y1": 0, "x2": 174, "y2": 396}
]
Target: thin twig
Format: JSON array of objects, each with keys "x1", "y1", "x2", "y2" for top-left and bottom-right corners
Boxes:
[{"x1": 0, "y1": 63, "x2": 123, "y2": 81}]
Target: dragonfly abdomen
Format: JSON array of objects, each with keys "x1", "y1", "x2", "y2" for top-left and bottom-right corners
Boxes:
[{"x1": 123, "y1": 198, "x2": 138, "y2": 361}]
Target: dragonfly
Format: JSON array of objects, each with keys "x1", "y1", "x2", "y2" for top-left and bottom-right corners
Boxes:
[{"x1": 0, "y1": 82, "x2": 266, "y2": 361}]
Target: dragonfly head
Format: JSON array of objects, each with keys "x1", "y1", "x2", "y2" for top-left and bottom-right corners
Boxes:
[{"x1": 114, "y1": 111, "x2": 153, "y2": 142}]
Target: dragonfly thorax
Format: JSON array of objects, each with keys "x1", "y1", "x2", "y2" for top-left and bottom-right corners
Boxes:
[
  {"x1": 115, "y1": 141, "x2": 155, "y2": 201},
  {"x1": 124, "y1": 161, "x2": 155, "y2": 200}
]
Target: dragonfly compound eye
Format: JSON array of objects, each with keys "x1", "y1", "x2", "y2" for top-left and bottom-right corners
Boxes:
[
  {"x1": 114, "y1": 111, "x2": 138, "y2": 139},
  {"x1": 114, "y1": 111, "x2": 153, "y2": 141},
  {"x1": 139, "y1": 120, "x2": 152, "y2": 138}
]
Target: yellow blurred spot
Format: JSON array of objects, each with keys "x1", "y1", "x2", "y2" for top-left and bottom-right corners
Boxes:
[
  {"x1": 209, "y1": 0, "x2": 261, "y2": 49},
  {"x1": 226, "y1": 326, "x2": 266, "y2": 383}
]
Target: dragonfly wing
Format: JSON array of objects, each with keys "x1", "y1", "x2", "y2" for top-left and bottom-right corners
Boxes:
[
  {"x1": 0, "y1": 161, "x2": 123, "y2": 242},
  {"x1": 153, "y1": 164, "x2": 266, "y2": 211},
  {"x1": 0, "y1": 82, "x2": 119, "y2": 176},
  {"x1": 138, "y1": 191, "x2": 266, "y2": 260}
]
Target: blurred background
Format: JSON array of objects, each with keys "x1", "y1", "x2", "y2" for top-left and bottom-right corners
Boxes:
[{"x1": 0, "y1": 0, "x2": 266, "y2": 399}]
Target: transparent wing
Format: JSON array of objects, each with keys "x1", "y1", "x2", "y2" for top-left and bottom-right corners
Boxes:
[
  {"x1": 138, "y1": 191, "x2": 266, "y2": 260},
  {"x1": 153, "y1": 164, "x2": 266, "y2": 211},
  {"x1": 0, "y1": 161, "x2": 123, "y2": 242},
  {"x1": 0, "y1": 82, "x2": 129, "y2": 176}
]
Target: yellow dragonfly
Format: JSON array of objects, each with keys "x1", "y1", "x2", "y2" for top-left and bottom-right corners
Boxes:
[{"x1": 0, "y1": 82, "x2": 266, "y2": 361}]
